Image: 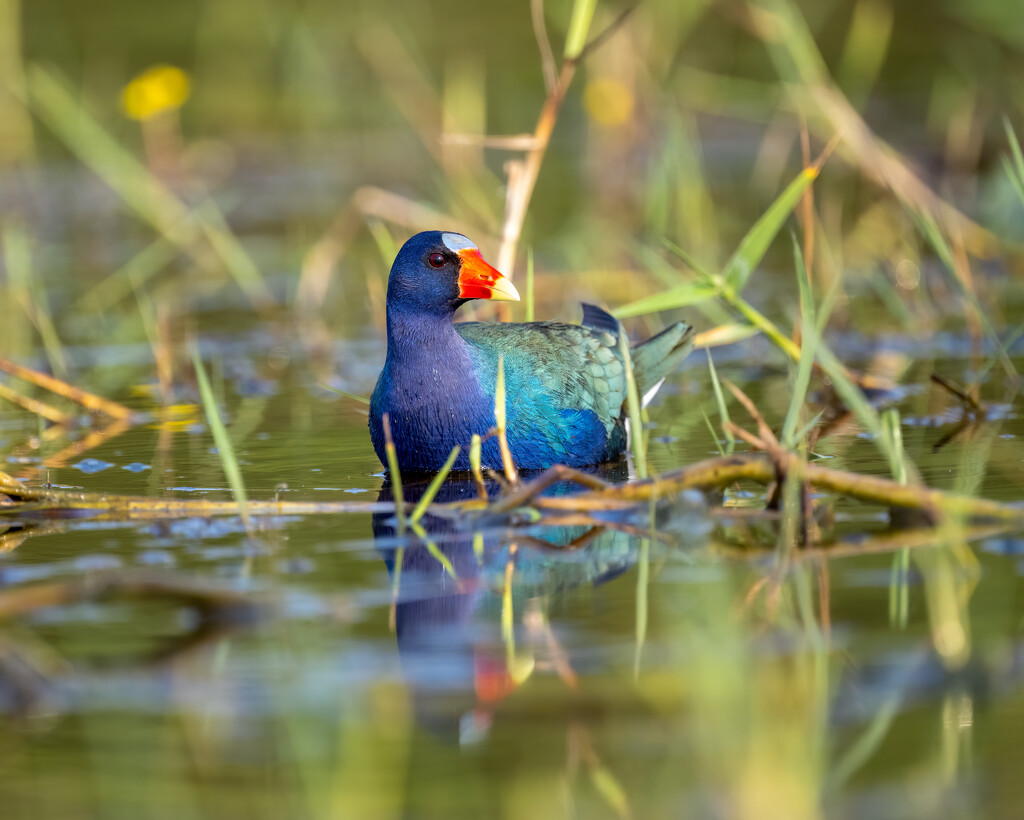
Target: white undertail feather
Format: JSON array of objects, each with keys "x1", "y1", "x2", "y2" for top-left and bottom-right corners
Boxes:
[
  {"x1": 641, "y1": 377, "x2": 666, "y2": 409},
  {"x1": 625, "y1": 378, "x2": 666, "y2": 452}
]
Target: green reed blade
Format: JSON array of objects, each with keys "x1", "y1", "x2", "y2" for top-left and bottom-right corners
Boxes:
[
  {"x1": 409, "y1": 445, "x2": 461, "y2": 524},
  {"x1": 25, "y1": 65, "x2": 273, "y2": 309},
  {"x1": 700, "y1": 406, "x2": 727, "y2": 457},
  {"x1": 781, "y1": 236, "x2": 819, "y2": 447},
  {"x1": 563, "y1": 0, "x2": 597, "y2": 59},
  {"x1": 613, "y1": 282, "x2": 717, "y2": 318},
  {"x1": 382, "y1": 413, "x2": 405, "y2": 534},
  {"x1": 705, "y1": 349, "x2": 734, "y2": 454},
  {"x1": 191, "y1": 345, "x2": 250, "y2": 530},
  {"x1": 525, "y1": 245, "x2": 535, "y2": 323},
  {"x1": 618, "y1": 328, "x2": 647, "y2": 479},
  {"x1": 318, "y1": 383, "x2": 371, "y2": 405},
  {"x1": 723, "y1": 166, "x2": 818, "y2": 293}
]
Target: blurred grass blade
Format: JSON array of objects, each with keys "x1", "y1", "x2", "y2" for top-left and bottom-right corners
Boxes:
[
  {"x1": 662, "y1": 239, "x2": 716, "y2": 282},
  {"x1": 889, "y1": 548, "x2": 910, "y2": 629},
  {"x1": 705, "y1": 349, "x2": 735, "y2": 454},
  {"x1": 634, "y1": 539, "x2": 649, "y2": 678},
  {"x1": 882, "y1": 407, "x2": 911, "y2": 629},
  {"x1": 590, "y1": 762, "x2": 631, "y2": 819},
  {"x1": 191, "y1": 345, "x2": 250, "y2": 531},
  {"x1": 618, "y1": 329, "x2": 647, "y2": 479},
  {"x1": 781, "y1": 235, "x2": 818, "y2": 446},
  {"x1": 692, "y1": 323, "x2": 760, "y2": 349},
  {"x1": 836, "y1": 0, "x2": 894, "y2": 102},
  {"x1": 880, "y1": 408, "x2": 907, "y2": 485},
  {"x1": 319, "y1": 383, "x2": 371, "y2": 405},
  {"x1": 563, "y1": 0, "x2": 597, "y2": 59},
  {"x1": 382, "y1": 413, "x2": 405, "y2": 534},
  {"x1": 727, "y1": 292, "x2": 802, "y2": 361},
  {"x1": 814, "y1": 340, "x2": 913, "y2": 482},
  {"x1": 1003, "y1": 117, "x2": 1024, "y2": 205},
  {"x1": 723, "y1": 166, "x2": 818, "y2": 292},
  {"x1": 25, "y1": 65, "x2": 273, "y2": 310},
  {"x1": 829, "y1": 692, "x2": 903, "y2": 788},
  {"x1": 76, "y1": 236, "x2": 179, "y2": 313},
  {"x1": 792, "y1": 410, "x2": 825, "y2": 445},
  {"x1": 495, "y1": 354, "x2": 518, "y2": 484},
  {"x1": 614, "y1": 282, "x2": 717, "y2": 318},
  {"x1": 913, "y1": 209, "x2": 1016, "y2": 379},
  {"x1": 700, "y1": 407, "x2": 726, "y2": 457},
  {"x1": 196, "y1": 199, "x2": 276, "y2": 308},
  {"x1": 3, "y1": 223, "x2": 67, "y2": 378},
  {"x1": 525, "y1": 246, "x2": 535, "y2": 323}
]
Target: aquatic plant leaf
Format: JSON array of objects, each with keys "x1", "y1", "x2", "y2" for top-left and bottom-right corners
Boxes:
[
  {"x1": 613, "y1": 282, "x2": 718, "y2": 318},
  {"x1": 723, "y1": 166, "x2": 817, "y2": 293},
  {"x1": 191, "y1": 347, "x2": 250, "y2": 529}
]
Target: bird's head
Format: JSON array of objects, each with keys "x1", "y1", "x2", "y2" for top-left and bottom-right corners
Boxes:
[{"x1": 387, "y1": 231, "x2": 520, "y2": 316}]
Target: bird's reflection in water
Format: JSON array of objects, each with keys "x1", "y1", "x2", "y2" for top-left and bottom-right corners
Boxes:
[{"x1": 373, "y1": 464, "x2": 709, "y2": 745}]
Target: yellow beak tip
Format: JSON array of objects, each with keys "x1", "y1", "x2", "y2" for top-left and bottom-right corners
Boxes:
[{"x1": 491, "y1": 278, "x2": 521, "y2": 302}]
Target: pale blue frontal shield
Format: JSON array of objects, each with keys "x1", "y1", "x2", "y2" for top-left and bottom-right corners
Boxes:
[{"x1": 441, "y1": 232, "x2": 477, "y2": 252}]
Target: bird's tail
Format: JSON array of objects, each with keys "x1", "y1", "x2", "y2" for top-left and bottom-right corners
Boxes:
[{"x1": 630, "y1": 322, "x2": 694, "y2": 402}]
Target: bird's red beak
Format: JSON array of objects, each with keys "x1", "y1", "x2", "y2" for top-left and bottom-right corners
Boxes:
[{"x1": 457, "y1": 249, "x2": 520, "y2": 302}]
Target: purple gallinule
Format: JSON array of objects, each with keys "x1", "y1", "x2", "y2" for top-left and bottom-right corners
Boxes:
[{"x1": 369, "y1": 231, "x2": 693, "y2": 472}]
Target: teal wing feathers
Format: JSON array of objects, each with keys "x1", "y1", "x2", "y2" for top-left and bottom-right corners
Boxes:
[
  {"x1": 456, "y1": 319, "x2": 627, "y2": 462},
  {"x1": 455, "y1": 305, "x2": 692, "y2": 466}
]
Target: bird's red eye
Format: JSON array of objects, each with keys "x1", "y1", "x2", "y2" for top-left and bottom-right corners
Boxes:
[{"x1": 428, "y1": 253, "x2": 446, "y2": 268}]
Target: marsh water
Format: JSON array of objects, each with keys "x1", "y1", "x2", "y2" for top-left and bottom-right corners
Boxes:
[
  {"x1": 1, "y1": 256, "x2": 1023, "y2": 818},
  {"x1": 5, "y1": 0, "x2": 1024, "y2": 816}
]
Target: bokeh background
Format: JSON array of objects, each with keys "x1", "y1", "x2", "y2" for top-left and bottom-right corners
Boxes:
[
  {"x1": 5, "y1": 0, "x2": 1024, "y2": 351},
  {"x1": 3, "y1": 1, "x2": 1024, "y2": 819}
]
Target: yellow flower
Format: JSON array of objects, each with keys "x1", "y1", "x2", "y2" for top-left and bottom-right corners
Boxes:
[
  {"x1": 583, "y1": 77, "x2": 634, "y2": 128},
  {"x1": 121, "y1": 65, "x2": 191, "y2": 121}
]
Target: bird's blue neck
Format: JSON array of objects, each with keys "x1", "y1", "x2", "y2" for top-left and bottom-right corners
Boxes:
[
  {"x1": 374, "y1": 301, "x2": 496, "y2": 471},
  {"x1": 384, "y1": 303, "x2": 465, "y2": 366}
]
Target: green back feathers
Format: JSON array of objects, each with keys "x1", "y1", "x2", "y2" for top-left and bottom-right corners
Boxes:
[{"x1": 458, "y1": 303, "x2": 692, "y2": 418}]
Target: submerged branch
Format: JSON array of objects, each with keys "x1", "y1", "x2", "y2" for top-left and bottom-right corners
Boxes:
[
  {"x1": 527, "y1": 454, "x2": 1024, "y2": 524},
  {"x1": 2, "y1": 450, "x2": 1020, "y2": 530}
]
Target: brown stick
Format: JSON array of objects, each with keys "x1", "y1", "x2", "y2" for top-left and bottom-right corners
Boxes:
[
  {"x1": 530, "y1": 453, "x2": 1024, "y2": 523},
  {"x1": 0, "y1": 357, "x2": 134, "y2": 420},
  {"x1": 2, "y1": 451, "x2": 1020, "y2": 527},
  {"x1": 494, "y1": 6, "x2": 637, "y2": 316},
  {"x1": 530, "y1": 0, "x2": 557, "y2": 93},
  {"x1": 0, "y1": 381, "x2": 72, "y2": 425},
  {"x1": 487, "y1": 463, "x2": 613, "y2": 514}
]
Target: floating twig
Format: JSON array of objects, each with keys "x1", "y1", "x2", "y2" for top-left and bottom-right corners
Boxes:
[
  {"x1": 0, "y1": 381, "x2": 72, "y2": 425},
  {"x1": 1, "y1": 449, "x2": 1020, "y2": 533},
  {"x1": 931, "y1": 373, "x2": 984, "y2": 415},
  {"x1": 0, "y1": 356, "x2": 134, "y2": 420}
]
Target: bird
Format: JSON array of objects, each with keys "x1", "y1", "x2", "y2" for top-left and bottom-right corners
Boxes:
[{"x1": 368, "y1": 230, "x2": 693, "y2": 473}]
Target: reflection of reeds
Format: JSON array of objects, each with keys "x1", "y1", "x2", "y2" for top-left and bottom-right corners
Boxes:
[
  {"x1": 2, "y1": 0, "x2": 1023, "y2": 813},
  {"x1": 192, "y1": 345, "x2": 250, "y2": 532},
  {"x1": 4, "y1": 445, "x2": 1019, "y2": 528},
  {"x1": 23, "y1": 66, "x2": 275, "y2": 313}
]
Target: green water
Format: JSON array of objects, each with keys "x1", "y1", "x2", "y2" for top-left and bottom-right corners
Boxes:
[
  {"x1": 1, "y1": 332, "x2": 1021, "y2": 819},
  {"x1": 3, "y1": 0, "x2": 1024, "y2": 816}
]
